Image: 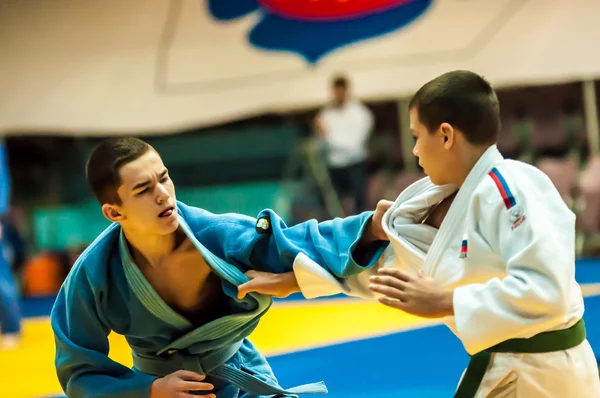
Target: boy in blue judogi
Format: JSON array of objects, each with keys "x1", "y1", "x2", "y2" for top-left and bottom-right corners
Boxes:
[{"x1": 51, "y1": 137, "x2": 391, "y2": 398}]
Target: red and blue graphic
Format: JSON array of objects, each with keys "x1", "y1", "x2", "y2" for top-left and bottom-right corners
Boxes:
[
  {"x1": 207, "y1": 0, "x2": 433, "y2": 63},
  {"x1": 489, "y1": 167, "x2": 517, "y2": 210},
  {"x1": 460, "y1": 239, "x2": 467, "y2": 259}
]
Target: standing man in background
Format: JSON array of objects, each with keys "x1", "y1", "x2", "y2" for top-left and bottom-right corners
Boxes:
[
  {"x1": 0, "y1": 139, "x2": 21, "y2": 350},
  {"x1": 315, "y1": 75, "x2": 374, "y2": 214}
]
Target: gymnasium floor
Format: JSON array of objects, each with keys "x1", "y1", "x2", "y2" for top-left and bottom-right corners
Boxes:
[{"x1": 3, "y1": 259, "x2": 600, "y2": 398}]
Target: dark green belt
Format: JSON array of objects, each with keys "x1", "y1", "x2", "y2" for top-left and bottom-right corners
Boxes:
[{"x1": 454, "y1": 319, "x2": 586, "y2": 398}]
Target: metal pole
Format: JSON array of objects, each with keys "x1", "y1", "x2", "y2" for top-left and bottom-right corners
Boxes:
[
  {"x1": 583, "y1": 80, "x2": 600, "y2": 155},
  {"x1": 398, "y1": 99, "x2": 416, "y2": 171}
]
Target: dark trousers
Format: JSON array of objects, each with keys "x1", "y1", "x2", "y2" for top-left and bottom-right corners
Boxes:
[{"x1": 328, "y1": 162, "x2": 367, "y2": 213}]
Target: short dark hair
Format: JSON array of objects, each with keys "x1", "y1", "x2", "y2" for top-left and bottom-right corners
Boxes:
[
  {"x1": 409, "y1": 70, "x2": 500, "y2": 145},
  {"x1": 86, "y1": 137, "x2": 151, "y2": 205},
  {"x1": 332, "y1": 75, "x2": 348, "y2": 89}
]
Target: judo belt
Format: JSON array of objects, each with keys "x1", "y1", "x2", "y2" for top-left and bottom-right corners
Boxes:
[
  {"x1": 454, "y1": 318, "x2": 586, "y2": 398},
  {"x1": 132, "y1": 342, "x2": 328, "y2": 396}
]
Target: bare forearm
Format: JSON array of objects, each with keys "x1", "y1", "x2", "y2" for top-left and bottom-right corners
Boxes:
[
  {"x1": 237, "y1": 271, "x2": 300, "y2": 299},
  {"x1": 439, "y1": 290, "x2": 455, "y2": 317},
  {"x1": 279, "y1": 272, "x2": 300, "y2": 294}
]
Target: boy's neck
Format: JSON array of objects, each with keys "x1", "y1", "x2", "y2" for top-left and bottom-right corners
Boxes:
[
  {"x1": 453, "y1": 144, "x2": 491, "y2": 188},
  {"x1": 122, "y1": 226, "x2": 186, "y2": 268}
]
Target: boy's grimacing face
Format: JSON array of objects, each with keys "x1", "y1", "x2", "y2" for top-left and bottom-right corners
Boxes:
[{"x1": 104, "y1": 150, "x2": 179, "y2": 235}]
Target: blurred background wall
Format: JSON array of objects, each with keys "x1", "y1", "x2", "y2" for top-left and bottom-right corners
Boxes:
[{"x1": 1, "y1": 0, "x2": 599, "y2": 313}]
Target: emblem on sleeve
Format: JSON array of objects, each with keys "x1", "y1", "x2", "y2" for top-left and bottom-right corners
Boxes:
[
  {"x1": 488, "y1": 168, "x2": 526, "y2": 230},
  {"x1": 509, "y1": 205, "x2": 526, "y2": 230},
  {"x1": 256, "y1": 217, "x2": 272, "y2": 234},
  {"x1": 459, "y1": 238, "x2": 468, "y2": 259}
]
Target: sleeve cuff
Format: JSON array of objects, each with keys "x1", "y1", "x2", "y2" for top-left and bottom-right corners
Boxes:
[
  {"x1": 452, "y1": 284, "x2": 488, "y2": 355},
  {"x1": 293, "y1": 253, "x2": 346, "y2": 299},
  {"x1": 346, "y1": 212, "x2": 389, "y2": 276}
]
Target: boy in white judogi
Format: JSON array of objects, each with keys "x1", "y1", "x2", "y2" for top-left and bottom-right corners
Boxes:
[{"x1": 238, "y1": 71, "x2": 600, "y2": 397}]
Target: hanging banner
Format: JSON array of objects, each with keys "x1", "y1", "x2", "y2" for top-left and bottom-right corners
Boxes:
[{"x1": 0, "y1": 0, "x2": 597, "y2": 135}]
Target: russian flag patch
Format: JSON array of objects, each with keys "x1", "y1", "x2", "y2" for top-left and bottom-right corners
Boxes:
[
  {"x1": 460, "y1": 238, "x2": 468, "y2": 259},
  {"x1": 489, "y1": 167, "x2": 526, "y2": 230},
  {"x1": 488, "y1": 167, "x2": 517, "y2": 209}
]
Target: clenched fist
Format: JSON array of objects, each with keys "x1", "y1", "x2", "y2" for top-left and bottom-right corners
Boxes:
[{"x1": 150, "y1": 370, "x2": 215, "y2": 398}]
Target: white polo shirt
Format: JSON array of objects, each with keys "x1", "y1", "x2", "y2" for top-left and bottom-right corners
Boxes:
[{"x1": 318, "y1": 99, "x2": 374, "y2": 168}]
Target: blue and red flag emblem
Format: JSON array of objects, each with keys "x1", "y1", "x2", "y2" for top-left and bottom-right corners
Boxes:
[
  {"x1": 488, "y1": 167, "x2": 517, "y2": 210},
  {"x1": 460, "y1": 238, "x2": 468, "y2": 259},
  {"x1": 489, "y1": 167, "x2": 527, "y2": 230},
  {"x1": 207, "y1": 0, "x2": 433, "y2": 63}
]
